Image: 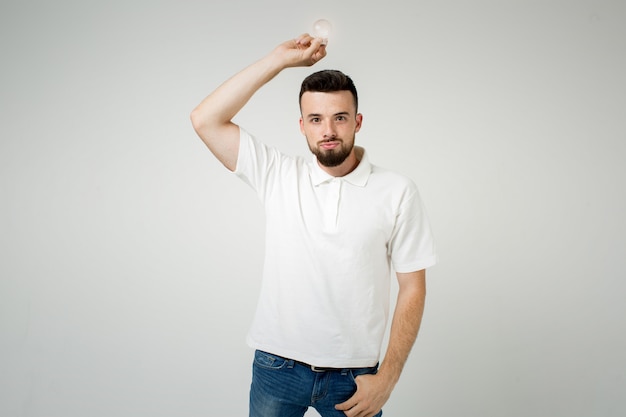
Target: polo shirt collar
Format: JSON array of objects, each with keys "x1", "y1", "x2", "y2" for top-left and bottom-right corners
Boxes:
[{"x1": 310, "y1": 146, "x2": 371, "y2": 187}]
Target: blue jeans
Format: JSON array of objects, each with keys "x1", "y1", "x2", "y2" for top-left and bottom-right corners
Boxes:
[{"x1": 249, "y1": 350, "x2": 382, "y2": 417}]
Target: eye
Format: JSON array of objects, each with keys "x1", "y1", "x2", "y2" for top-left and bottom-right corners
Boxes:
[
  {"x1": 310, "y1": 117, "x2": 321, "y2": 123},
  {"x1": 336, "y1": 115, "x2": 347, "y2": 122}
]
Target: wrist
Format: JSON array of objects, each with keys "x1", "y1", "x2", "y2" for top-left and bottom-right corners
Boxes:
[
  {"x1": 376, "y1": 364, "x2": 401, "y2": 387},
  {"x1": 263, "y1": 51, "x2": 288, "y2": 72}
]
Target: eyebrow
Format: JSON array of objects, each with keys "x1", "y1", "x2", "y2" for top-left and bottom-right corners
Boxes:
[{"x1": 306, "y1": 111, "x2": 351, "y2": 119}]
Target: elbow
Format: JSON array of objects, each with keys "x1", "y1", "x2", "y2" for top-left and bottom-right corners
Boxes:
[
  {"x1": 190, "y1": 107, "x2": 224, "y2": 141},
  {"x1": 190, "y1": 107, "x2": 205, "y2": 134}
]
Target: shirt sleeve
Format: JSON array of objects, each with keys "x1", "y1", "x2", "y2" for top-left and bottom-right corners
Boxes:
[
  {"x1": 234, "y1": 127, "x2": 283, "y2": 203},
  {"x1": 388, "y1": 183, "x2": 437, "y2": 273}
]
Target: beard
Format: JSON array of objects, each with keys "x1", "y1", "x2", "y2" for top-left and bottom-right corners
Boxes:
[{"x1": 308, "y1": 139, "x2": 354, "y2": 167}]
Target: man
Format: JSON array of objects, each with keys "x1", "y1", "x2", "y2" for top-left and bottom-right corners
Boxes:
[{"x1": 191, "y1": 33, "x2": 436, "y2": 417}]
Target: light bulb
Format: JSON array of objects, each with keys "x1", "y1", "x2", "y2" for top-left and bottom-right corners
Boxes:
[{"x1": 312, "y1": 19, "x2": 332, "y2": 44}]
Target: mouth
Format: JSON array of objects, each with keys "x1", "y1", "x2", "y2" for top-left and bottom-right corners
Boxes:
[{"x1": 319, "y1": 140, "x2": 341, "y2": 150}]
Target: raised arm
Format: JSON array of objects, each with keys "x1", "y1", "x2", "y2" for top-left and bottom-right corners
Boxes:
[{"x1": 190, "y1": 34, "x2": 327, "y2": 171}]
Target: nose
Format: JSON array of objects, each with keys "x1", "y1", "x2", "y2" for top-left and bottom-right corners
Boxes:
[{"x1": 322, "y1": 120, "x2": 336, "y2": 139}]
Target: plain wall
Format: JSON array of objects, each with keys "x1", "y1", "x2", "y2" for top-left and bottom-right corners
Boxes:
[{"x1": 1, "y1": 0, "x2": 625, "y2": 416}]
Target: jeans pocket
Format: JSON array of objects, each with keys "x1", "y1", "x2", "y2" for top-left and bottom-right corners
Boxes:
[
  {"x1": 253, "y1": 350, "x2": 289, "y2": 370},
  {"x1": 348, "y1": 364, "x2": 379, "y2": 383}
]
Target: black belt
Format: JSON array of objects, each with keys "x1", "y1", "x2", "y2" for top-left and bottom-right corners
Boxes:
[
  {"x1": 294, "y1": 360, "x2": 346, "y2": 373},
  {"x1": 259, "y1": 351, "x2": 374, "y2": 373}
]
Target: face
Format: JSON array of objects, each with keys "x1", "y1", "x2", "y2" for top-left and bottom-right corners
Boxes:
[{"x1": 299, "y1": 91, "x2": 362, "y2": 168}]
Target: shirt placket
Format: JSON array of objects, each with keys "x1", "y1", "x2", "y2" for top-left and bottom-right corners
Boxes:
[{"x1": 323, "y1": 178, "x2": 342, "y2": 233}]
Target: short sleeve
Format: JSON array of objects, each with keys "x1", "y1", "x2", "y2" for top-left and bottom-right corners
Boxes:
[
  {"x1": 234, "y1": 127, "x2": 283, "y2": 203},
  {"x1": 388, "y1": 185, "x2": 437, "y2": 273}
]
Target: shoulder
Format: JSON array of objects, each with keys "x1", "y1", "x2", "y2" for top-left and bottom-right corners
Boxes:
[
  {"x1": 237, "y1": 128, "x2": 308, "y2": 176},
  {"x1": 369, "y1": 163, "x2": 419, "y2": 194}
]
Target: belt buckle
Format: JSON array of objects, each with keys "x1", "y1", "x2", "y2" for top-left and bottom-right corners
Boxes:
[{"x1": 310, "y1": 365, "x2": 327, "y2": 372}]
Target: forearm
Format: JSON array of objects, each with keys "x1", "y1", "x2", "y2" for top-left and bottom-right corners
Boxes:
[
  {"x1": 334, "y1": 271, "x2": 427, "y2": 415},
  {"x1": 378, "y1": 270, "x2": 426, "y2": 386}
]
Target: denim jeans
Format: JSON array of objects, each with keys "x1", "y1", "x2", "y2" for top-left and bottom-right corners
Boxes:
[{"x1": 249, "y1": 350, "x2": 382, "y2": 417}]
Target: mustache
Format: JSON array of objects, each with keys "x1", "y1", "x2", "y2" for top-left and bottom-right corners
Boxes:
[{"x1": 318, "y1": 138, "x2": 342, "y2": 145}]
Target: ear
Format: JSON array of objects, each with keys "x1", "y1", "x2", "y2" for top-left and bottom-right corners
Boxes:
[
  {"x1": 299, "y1": 117, "x2": 305, "y2": 135},
  {"x1": 354, "y1": 113, "x2": 363, "y2": 133}
]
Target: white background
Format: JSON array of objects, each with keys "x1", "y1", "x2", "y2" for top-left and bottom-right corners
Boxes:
[{"x1": 1, "y1": 0, "x2": 625, "y2": 416}]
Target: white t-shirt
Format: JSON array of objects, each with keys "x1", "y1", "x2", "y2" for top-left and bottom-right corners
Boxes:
[{"x1": 235, "y1": 128, "x2": 437, "y2": 368}]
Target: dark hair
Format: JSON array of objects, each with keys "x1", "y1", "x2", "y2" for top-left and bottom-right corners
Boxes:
[{"x1": 299, "y1": 70, "x2": 358, "y2": 112}]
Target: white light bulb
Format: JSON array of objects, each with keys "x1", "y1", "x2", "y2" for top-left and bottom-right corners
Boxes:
[{"x1": 313, "y1": 19, "x2": 332, "y2": 44}]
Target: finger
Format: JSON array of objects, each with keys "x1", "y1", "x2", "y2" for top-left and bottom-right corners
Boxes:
[
  {"x1": 306, "y1": 37, "x2": 325, "y2": 55},
  {"x1": 312, "y1": 46, "x2": 327, "y2": 63},
  {"x1": 335, "y1": 396, "x2": 358, "y2": 411},
  {"x1": 295, "y1": 33, "x2": 313, "y2": 45}
]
